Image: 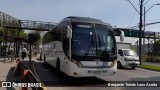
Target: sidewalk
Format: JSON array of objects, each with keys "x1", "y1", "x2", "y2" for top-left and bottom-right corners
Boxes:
[{"x1": 0, "y1": 58, "x2": 19, "y2": 90}]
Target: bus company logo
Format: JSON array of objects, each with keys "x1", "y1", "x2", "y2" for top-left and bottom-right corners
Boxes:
[
  {"x1": 2, "y1": 82, "x2": 11, "y2": 87},
  {"x1": 94, "y1": 59, "x2": 101, "y2": 65}
]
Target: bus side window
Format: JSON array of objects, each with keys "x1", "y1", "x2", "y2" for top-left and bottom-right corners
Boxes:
[
  {"x1": 118, "y1": 50, "x2": 123, "y2": 56},
  {"x1": 61, "y1": 20, "x2": 69, "y2": 57},
  {"x1": 62, "y1": 37, "x2": 69, "y2": 57}
]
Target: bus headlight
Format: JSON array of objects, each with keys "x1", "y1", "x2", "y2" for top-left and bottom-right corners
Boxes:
[
  {"x1": 76, "y1": 61, "x2": 83, "y2": 67},
  {"x1": 71, "y1": 59, "x2": 77, "y2": 63},
  {"x1": 71, "y1": 59, "x2": 83, "y2": 67}
]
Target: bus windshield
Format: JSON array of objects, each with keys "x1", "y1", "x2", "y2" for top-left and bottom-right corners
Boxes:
[
  {"x1": 71, "y1": 23, "x2": 115, "y2": 59},
  {"x1": 95, "y1": 24, "x2": 115, "y2": 57}
]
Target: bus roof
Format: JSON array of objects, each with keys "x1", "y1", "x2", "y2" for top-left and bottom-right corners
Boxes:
[{"x1": 66, "y1": 16, "x2": 112, "y2": 26}]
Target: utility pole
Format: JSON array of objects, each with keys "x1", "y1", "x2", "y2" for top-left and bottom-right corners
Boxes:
[
  {"x1": 28, "y1": 34, "x2": 33, "y2": 70},
  {"x1": 127, "y1": 0, "x2": 160, "y2": 65},
  {"x1": 142, "y1": 7, "x2": 146, "y2": 54},
  {"x1": 127, "y1": 0, "x2": 143, "y2": 65},
  {"x1": 139, "y1": 0, "x2": 143, "y2": 65},
  {"x1": 143, "y1": 7, "x2": 146, "y2": 55}
]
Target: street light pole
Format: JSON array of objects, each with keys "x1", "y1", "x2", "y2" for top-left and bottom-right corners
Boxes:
[
  {"x1": 126, "y1": 0, "x2": 142, "y2": 65},
  {"x1": 144, "y1": 3, "x2": 160, "y2": 14},
  {"x1": 139, "y1": 0, "x2": 143, "y2": 65},
  {"x1": 127, "y1": 0, "x2": 160, "y2": 65},
  {"x1": 143, "y1": 7, "x2": 146, "y2": 55}
]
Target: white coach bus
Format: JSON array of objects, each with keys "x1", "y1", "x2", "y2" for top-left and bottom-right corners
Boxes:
[{"x1": 42, "y1": 16, "x2": 124, "y2": 77}]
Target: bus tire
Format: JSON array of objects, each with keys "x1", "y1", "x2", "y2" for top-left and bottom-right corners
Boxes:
[
  {"x1": 56, "y1": 58, "x2": 60, "y2": 70},
  {"x1": 117, "y1": 61, "x2": 122, "y2": 69},
  {"x1": 131, "y1": 66, "x2": 136, "y2": 69},
  {"x1": 44, "y1": 55, "x2": 46, "y2": 63}
]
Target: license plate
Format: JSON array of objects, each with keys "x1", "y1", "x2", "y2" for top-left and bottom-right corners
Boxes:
[{"x1": 93, "y1": 71, "x2": 101, "y2": 74}]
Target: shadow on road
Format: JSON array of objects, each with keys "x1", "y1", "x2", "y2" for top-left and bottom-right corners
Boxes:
[
  {"x1": 35, "y1": 62, "x2": 109, "y2": 87},
  {"x1": 118, "y1": 67, "x2": 136, "y2": 70}
]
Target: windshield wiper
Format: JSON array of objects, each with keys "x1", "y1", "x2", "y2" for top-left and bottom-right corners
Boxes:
[
  {"x1": 98, "y1": 34, "x2": 101, "y2": 50},
  {"x1": 97, "y1": 34, "x2": 110, "y2": 59},
  {"x1": 84, "y1": 34, "x2": 95, "y2": 56}
]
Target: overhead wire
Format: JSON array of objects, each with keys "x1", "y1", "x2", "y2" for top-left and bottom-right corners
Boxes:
[{"x1": 127, "y1": 2, "x2": 140, "y2": 29}]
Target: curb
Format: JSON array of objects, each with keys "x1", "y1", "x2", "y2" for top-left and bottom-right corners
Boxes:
[{"x1": 138, "y1": 67, "x2": 160, "y2": 72}]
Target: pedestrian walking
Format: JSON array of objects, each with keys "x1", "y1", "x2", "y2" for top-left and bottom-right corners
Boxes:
[
  {"x1": 21, "y1": 47, "x2": 27, "y2": 60},
  {"x1": 10, "y1": 50, "x2": 14, "y2": 62}
]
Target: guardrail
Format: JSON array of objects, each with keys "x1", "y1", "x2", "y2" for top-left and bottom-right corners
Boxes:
[
  {"x1": 12, "y1": 59, "x2": 45, "y2": 90},
  {"x1": 20, "y1": 20, "x2": 56, "y2": 31},
  {"x1": 1, "y1": 11, "x2": 56, "y2": 31},
  {"x1": 0, "y1": 11, "x2": 19, "y2": 27}
]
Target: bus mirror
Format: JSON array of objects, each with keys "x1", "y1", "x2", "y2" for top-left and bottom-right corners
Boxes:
[
  {"x1": 67, "y1": 26, "x2": 72, "y2": 39},
  {"x1": 120, "y1": 31, "x2": 124, "y2": 42},
  {"x1": 113, "y1": 28, "x2": 124, "y2": 42}
]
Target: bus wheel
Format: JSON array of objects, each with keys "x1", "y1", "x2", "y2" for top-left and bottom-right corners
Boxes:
[
  {"x1": 44, "y1": 55, "x2": 46, "y2": 63},
  {"x1": 56, "y1": 58, "x2": 60, "y2": 70},
  {"x1": 117, "y1": 61, "x2": 122, "y2": 69},
  {"x1": 131, "y1": 66, "x2": 136, "y2": 69}
]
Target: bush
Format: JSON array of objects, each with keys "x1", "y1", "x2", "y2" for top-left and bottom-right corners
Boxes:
[
  {"x1": 146, "y1": 56, "x2": 160, "y2": 62},
  {"x1": 142, "y1": 55, "x2": 148, "y2": 62}
]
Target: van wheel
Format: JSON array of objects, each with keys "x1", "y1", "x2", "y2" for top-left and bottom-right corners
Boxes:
[
  {"x1": 56, "y1": 58, "x2": 60, "y2": 70},
  {"x1": 117, "y1": 61, "x2": 122, "y2": 69},
  {"x1": 131, "y1": 66, "x2": 136, "y2": 69}
]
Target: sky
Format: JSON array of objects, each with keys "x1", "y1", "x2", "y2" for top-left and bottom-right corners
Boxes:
[{"x1": 1, "y1": 0, "x2": 160, "y2": 44}]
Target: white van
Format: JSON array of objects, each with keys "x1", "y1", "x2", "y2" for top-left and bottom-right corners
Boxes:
[
  {"x1": 116, "y1": 42, "x2": 140, "y2": 69},
  {"x1": 117, "y1": 49, "x2": 140, "y2": 69}
]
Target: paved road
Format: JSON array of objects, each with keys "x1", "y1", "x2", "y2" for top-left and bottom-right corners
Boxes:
[
  {"x1": 98, "y1": 68, "x2": 160, "y2": 81},
  {"x1": 34, "y1": 61, "x2": 160, "y2": 90}
]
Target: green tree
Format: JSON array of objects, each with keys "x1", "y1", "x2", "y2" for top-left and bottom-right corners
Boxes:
[
  {"x1": 0, "y1": 27, "x2": 28, "y2": 55},
  {"x1": 0, "y1": 27, "x2": 28, "y2": 42},
  {"x1": 0, "y1": 28, "x2": 4, "y2": 44},
  {"x1": 31, "y1": 31, "x2": 41, "y2": 47},
  {"x1": 0, "y1": 28, "x2": 4, "y2": 55},
  {"x1": 42, "y1": 32, "x2": 53, "y2": 44},
  {"x1": 19, "y1": 30, "x2": 28, "y2": 40}
]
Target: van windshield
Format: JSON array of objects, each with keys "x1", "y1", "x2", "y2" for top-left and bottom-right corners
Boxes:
[{"x1": 123, "y1": 50, "x2": 138, "y2": 56}]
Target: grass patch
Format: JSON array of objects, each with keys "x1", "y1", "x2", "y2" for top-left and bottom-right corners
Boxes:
[{"x1": 139, "y1": 64, "x2": 160, "y2": 71}]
